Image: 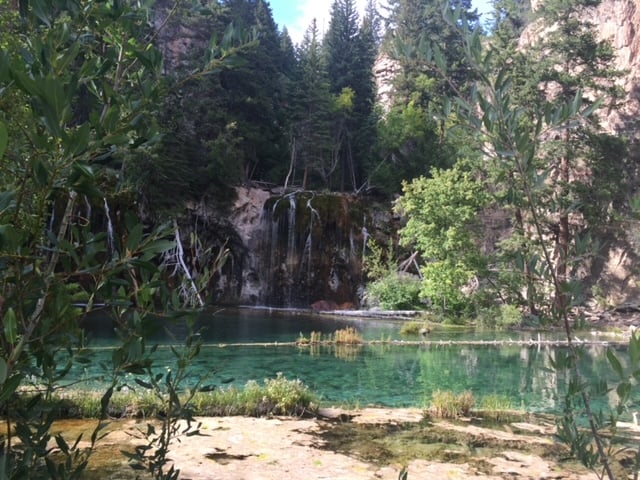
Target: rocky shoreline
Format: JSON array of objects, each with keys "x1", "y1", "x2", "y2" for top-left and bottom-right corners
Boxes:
[{"x1": 69, "y1": 406, "x2": 640, "y2": 479}]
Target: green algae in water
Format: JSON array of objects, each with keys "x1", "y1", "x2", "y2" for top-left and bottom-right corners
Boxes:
[{"x1": 315, "y1": 419, "x2": 568, "y2": 472}]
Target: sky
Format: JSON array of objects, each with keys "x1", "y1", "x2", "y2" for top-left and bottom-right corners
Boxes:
[{"x1": 268, "y1": 0, "x2": 493, "y2": 45}]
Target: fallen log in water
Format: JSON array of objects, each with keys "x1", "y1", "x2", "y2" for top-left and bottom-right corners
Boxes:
[{"x1": 193, "y1": 338, "x2": 628, "y2": 348}]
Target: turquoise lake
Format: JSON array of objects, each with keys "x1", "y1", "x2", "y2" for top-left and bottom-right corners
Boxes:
[{"x1": 76, "y1": 308, "x2": 636, "y2": 415}]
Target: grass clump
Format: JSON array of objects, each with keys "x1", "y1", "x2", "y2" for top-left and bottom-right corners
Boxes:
[
  {"x1": 479, "y1": 393, "x2": 517, "y2": 421},
  {"x1": 333, "y1": 327, "x2": 363, "y2": 344},
  {"x1": 23, "y1": 374, "x2": 317, "y2": 419},
  {"x1": 429, "y1": 390, "x2": 475, "y2": 418},
  {"x1": 193, "y1": 373, "x2": 317, "y2": 416},
  {"x1": 298, "y1": 328, "x2": 363, "y2": 345}
]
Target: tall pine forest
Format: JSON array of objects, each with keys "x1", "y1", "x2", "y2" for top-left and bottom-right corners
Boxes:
[{"x1": 1, "y1": 0, "x2": 639, "y2": 323}]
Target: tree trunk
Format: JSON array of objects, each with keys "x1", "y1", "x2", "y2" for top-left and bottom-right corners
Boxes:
[{"x1": 555, "y1": 152, "x2": 570, "y2": 312}]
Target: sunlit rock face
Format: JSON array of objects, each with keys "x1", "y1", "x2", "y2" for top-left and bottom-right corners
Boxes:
[
  {"x1": 519, "y1": 0, "x2": 640, "y2": 305},
  {"x1": 583, "y1": 0, "x2": 640, "y2": 136},
  {"x1": 374, "y1": 54, "x2": 401, "y2": 113},
  {"x1": 521, "y1": 0, "x2": 639, "y2": 137}
]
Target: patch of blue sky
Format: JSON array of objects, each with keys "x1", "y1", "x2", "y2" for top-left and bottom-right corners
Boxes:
[{"x1": 269, "y1": 0, "x2": 494, "y2": 44}]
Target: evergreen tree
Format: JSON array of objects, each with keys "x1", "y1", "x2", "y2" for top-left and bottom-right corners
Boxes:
[
  {"x1": 384, "y1": 0, "x2": 480, "y2": 108},
  {"x1": 287, "y1": 19, "x2": 335, "y2": 189},
  {"x1": 131, "y1": 1, "x2": 243, "y2": 212},
  {"x1": 489, "y1": 0, "x2": 531, "y2": 39},
  {"x1": 323, "y1": 0, "x2": 379, "y2": 191},
  {"x1": 217, "y1": 0, "x2": 290, "y2": 183}
]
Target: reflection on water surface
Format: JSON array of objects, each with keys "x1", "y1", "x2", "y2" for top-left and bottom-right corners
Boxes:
[{"x1": 75, "y1": 308, "x2": 632, "y2": 414}]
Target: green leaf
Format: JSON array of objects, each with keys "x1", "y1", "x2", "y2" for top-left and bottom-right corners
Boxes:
[
  {"x1": 0, "y1": 122, "x2": 7, "y2": 160},
  {"x1": 0, "y1": 358, "x2": 7, "y2": 384},
  {"x1": 0, "y1": 191, "x2": 15, "y2": 214},
  {"x1": 606, "y1": 348, "x2": 624, "y2": 378},
  {"x1": 134, "y1": 378, "x2": 153, "y2": 389},
  {"x1": 141, "y1": 240, "x2": 175, "y2": 255},
  {"x1": 581, "y1": 97, "x2": 604, "y2": 118},
  {"x1": 32, "y1": 157, "x2": 50, "y2": 186},
  {"x1": 0, "y1": 224, "x2": 18, "y2": 251},
  {"x1": 30, "y1": 0, "x2": 52, "y2": 27},
  {"x1": 68, "y1": 123, "x2": 91, "y2": 157},
  {"x1": 0, "y1": 374, "x2": 23, "y2": 403},
  {"x1": 3, "y1": 308, "x2": 17, "y2": 344},
  {"x1": 615, "y1": 381, "x2": 631, "y2": 403},
  {"x1": 125, "y1": 223, "x2": 143, "y2": 252},
  {"x1": 629, "y1": 334, "x2": 640, "y2": 366},
  {"x1": 55, "y1": 434, "x2": 70, "y2": 454}
]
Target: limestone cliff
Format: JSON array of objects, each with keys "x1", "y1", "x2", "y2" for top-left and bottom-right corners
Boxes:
[
  {"x1": 522, "y1": 0, "x2": 639, "y2": 137},
  {"x1": 519, "y1": 0, "x2": 640, "y2": 306},
  {"x1": 587, "y1": 0, "x2": 639, "y2": 135}
]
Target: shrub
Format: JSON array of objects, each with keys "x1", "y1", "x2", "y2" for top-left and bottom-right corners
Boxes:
[
  {"x1": 430, "y1": 390, "x2": 475, "y2": 418},
  {"x1": 400, "y1": 321, "x2": 431, "y2": 336},
  {"x1": 477, "y1": 304, "x2": 523, "y2": 329},
  {"x1": 366, "y1": 272, "x2": 423, "y2": 310},
  {"x1": 498, "y1": 304, "x2": 523, "y2": 328}
]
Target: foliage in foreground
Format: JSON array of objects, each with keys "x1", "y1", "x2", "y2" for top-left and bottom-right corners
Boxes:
[
  {"x1": 0, "y1": 0, "x2": 241, "y2": 477},
  {"x1": 412, "y1": 3, "x2": 639, "y2": 477}
]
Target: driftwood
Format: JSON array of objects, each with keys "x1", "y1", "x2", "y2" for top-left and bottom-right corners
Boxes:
[{"x1": 188, "y1": 338, "x2": 628, "y2": 348}]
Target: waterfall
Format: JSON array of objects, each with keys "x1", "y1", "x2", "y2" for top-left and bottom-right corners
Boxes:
[
  {"x1": 285, "y1": 194, "x2": 297, "y2": 305},
  {"x1": 304, "y1": 197, "x2": 320, "y2": 286},
  {"x1": 85, "y1": 196, "x2": 92, "y2": 224},
  {"x1": 254, "y1": 191, "x2": 371, "y2": 308},
  {"x1": 172, "y1": 219, "x2": 204, "y2": 308},
  {"x1": 48, "y1": 200, "x2": 56, "y2": 234},
  {"x1": 103, "y1": 198, "x2": 115, "y2": 254},
  {"x1": 361, "y1": 225, "x2": 369, "y2": 265}
]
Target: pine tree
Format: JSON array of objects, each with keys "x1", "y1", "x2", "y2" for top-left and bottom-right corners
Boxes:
[
  {"x1": 384, "y1": 0, "x2": 480, "y2": 108},
  {"x1": 217, "y1": 0, "x2": 290, "y2": 183},
  {"x1": 323, "y1": 0, "x2": 379, "y2": 191},
  {"x1": 288, "y1": 19, "x2": 334, "y2": 189}
]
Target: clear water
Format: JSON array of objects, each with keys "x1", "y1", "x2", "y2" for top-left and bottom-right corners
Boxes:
[{"x1": 75, "y1": 308, "x2": 635, "y2": 415}]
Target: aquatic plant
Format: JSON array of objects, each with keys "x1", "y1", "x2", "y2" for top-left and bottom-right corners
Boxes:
[
  {"x1": 400, "y1": 321, "x2": 432, "y2": 336},
  {"x1": 333, "y1": 327, "x2": 363, "y2": 344},
  {"x1": 192, "y1": 374, "x2": 318, "y2": 417},
  {"x1": 429, "y1": 390, "x2": 475, "y2": 419},
  {"x1": 479, "y1": 394, "x2": 516, "y2": 422}
]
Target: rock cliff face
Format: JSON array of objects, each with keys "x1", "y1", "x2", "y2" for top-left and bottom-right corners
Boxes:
[
  {"x1": 520, "y1": 0, "x2": 640, "y2": 305},
  {"x1": 522, "y1": 0, "x2": 639, "y2": 136},
  {"x1": 374, "y1": 54, "x2": 400, "y2": 113},
  {"x1": 588, "y1": 0, "x2": 640, "y2": 136},
  {"x1": 179, "y1": 188, "x2": 392, "y2": 309}
]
